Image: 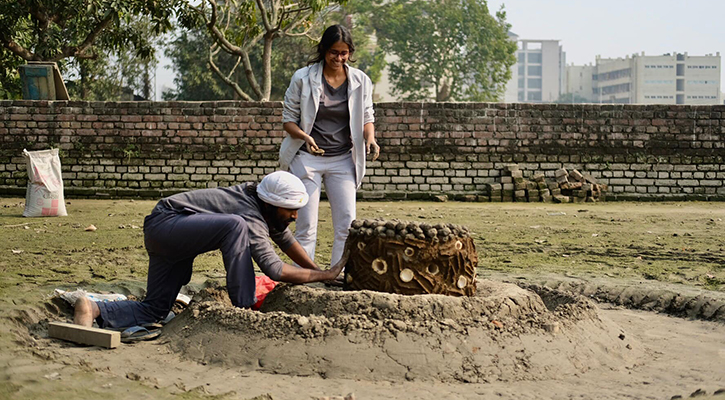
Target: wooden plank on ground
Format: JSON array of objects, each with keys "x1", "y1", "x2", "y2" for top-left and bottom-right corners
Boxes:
[{"x1": 48, "y1": 322, "x2": 120, "y2": 349}]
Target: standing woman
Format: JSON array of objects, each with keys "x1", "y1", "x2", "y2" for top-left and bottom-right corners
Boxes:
[{"x1": 279, "y1": 24, "x2": 379, "y2": 270}]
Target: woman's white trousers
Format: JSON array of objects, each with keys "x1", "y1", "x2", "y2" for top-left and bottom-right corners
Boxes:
[{"x1": 289, "y1": 151, "x2": 357, "y2": 266}]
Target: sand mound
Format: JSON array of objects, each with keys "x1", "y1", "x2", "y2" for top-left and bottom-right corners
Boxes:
[{"x1": 164, "y1": 280, "x2": 640, "y2": 383}]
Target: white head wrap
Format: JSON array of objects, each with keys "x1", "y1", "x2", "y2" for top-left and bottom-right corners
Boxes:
[{"x1": 257, "y1": 171, "x2": 309, "y2": 209}]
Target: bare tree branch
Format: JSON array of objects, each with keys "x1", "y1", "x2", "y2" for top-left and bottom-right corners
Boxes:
[
  {"x1": 208, "y1": 49, "x2": 253, "y2": 101},
  {"x1": 228, "y1": 55, "x2": 243, "y2": 78},
  {"x1": 278, "y1": 7, "x2": 314, "y2": 34},
  {"x1": 271, "y1": 0, "x2": 281, "y2": 25},
  {"x1": 3, "y1": 40, "x2": 38, "y2": 61},
  {"x1": 204, "y1": 0, "x2": 266, "y2": 99},
  {"x1": 206, "y1": 0, "x2": 264, "y2": 55},
  {"x1": 255, "y1": 0, "x2": 273, "y2": 32},
  {"x1": 284, "y1": 31, "x2": 317, "y2": 40},
  {"x1": 239, "y1": 51, "x2": 264, "y2": 99},
  {"x1": 52, "y1": 14, "x2": 114, "y2": 61},
  {"x1": 260, "y1": 34, "x2": 273, "y2": 99}
]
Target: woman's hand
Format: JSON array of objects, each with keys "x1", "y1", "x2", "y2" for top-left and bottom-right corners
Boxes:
[
  {"x1": 305, "y1": 135, "x2": 325, "y2": 156},
  {"x1": 366, "y1": 139, "x2": 380, "y2": 162}
]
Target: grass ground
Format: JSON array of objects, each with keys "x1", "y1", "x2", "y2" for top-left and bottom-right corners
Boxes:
[
  {"x1": 0, "y1": 198, "x2": 723, "y2": 400},
  {"x1": 1, "y1": 198, "x2": 723, "y2": 302}
]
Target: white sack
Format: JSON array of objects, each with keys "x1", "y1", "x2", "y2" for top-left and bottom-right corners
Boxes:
[{"x1": 22, "y1": 148, "x2": 67, "y2": 217}]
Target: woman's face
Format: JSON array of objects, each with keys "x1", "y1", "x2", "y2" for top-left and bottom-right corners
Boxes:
[{"x1": 325, "y1": 41, "x2": 350, "y2": 71}]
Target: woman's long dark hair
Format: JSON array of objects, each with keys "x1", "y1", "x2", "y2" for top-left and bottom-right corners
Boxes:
[{"x1": 307, "y1": 24, "x2": 356, "y2": 65}]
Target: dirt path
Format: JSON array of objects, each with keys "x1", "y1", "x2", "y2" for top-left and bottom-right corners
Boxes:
[{"x1": 2, "y1": 299, "x2": 723, "y2": 400}]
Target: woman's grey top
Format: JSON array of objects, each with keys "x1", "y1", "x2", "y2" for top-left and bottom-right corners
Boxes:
[
  {"x1": 157, "y1": 183, "x2": 295, "y2": 280},
  {"x1": 300, "y1": 76, "x2": 352, "y2": 156}
]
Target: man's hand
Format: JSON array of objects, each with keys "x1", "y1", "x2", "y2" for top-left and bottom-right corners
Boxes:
[
  {"x1": 277, "y1": 246, "x2": 349, "y2": 284},
  {"x1": 325, "y1": 248, "x2": 349, "y2": 280}
]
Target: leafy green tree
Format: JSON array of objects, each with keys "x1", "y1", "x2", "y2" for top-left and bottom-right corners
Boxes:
[
  {"x1": 162, "y1": 29, "x2": 311, "y2": 101},
  {"x1": 324, "y1": 2, "x2": 386, "y2": 85},
  {"x1": 555, "y1": 93, "x2": 591, "y2": 104},
  {"x1": 62, "y1": 18, "x2": 161, "y2": 101},
  {"x1": 64, "y1": 50, "x2": 158, "y2": 101},
  {"x1": 0, "y1": 47, "x2": 23, "y2": 99},
  {"x1": 183, "y1": 0, "x2": 344, "y2": 101},
  {"x1": 372, "y1": 0, "x2": 516, "y2": 102},
  {"x1": 162, "y1": 30, "x2": 234, "y2": 101},
  {"x1": 0, "y1": 0, "x2": 180, "y2": 98}
]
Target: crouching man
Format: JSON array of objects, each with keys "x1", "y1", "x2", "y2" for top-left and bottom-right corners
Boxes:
[{"x1": 74, "y1": 171, "x2": 345, "y2": 329}]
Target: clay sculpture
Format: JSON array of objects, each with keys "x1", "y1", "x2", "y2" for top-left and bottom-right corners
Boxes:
[{"x1": 343, "y1": 219, "x2": 477, "y2": 296}]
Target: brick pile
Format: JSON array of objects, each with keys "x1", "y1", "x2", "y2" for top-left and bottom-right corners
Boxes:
[
  {"x1": 484, "y1": 164, "x2": 607, "y2": 203},
  {"x1": 553, "y1": 168, "x2": 608, "y2": 203}
]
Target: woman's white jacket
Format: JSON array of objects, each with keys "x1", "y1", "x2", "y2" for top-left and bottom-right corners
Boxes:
[{"x1": 280, "y1": 61, "x2": 375, "y2": 189}]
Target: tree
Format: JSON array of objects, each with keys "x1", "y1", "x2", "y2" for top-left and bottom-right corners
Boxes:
[
  {"x1": 327, "y1": 1, "x2": 386, "y2": 85},
  {"x1": 0, "y1": 0, "x2": 180, "y2": 98},
  {"x1": 183, "y1": 0, "x2": 345, "y2": 101},
  {"x1": 64, "y1": 49, "x2": 158, "y2": 101},
  {"x1": 62, "y1": 18, "x2": 162, "y2": 101},
  {"x1": 162, "y1": 30, "x2": 234, "y2": 101},
  {"x1": 0, "y1": 47, "x2": 23, "y2": 99},
  {"x1": 372, "y1": 0, "x2": 516, "y2": 102},
  {"x1": 162, "y1": 29, "x2": 312, "y2": 101},
  {"x1": 555, "y1": 93, "x2": 591, "y2": 104}
]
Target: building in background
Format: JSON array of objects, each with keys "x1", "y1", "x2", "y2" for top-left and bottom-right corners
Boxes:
[
  {"x1": 564, "y1": 63, "x2": 595, "y2": 102},
  {"x1": 566, "y1": 52, "x2": 721, "y2": 105},
  {"x1": 507, "y1": 39, "x2": 566, "y2": 103},
  {"x1": 502, "y1": 32, "x2": 520, "y2": 103}
]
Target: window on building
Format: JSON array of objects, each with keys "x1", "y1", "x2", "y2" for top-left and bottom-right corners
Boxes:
[
  {"x1": 527, "y1": 91, "x2": 542, "y2": 101},
  {"x1": 518, "y1": 64, "x2": 525, "y2": 76},
  {"x1": 518, "y1": 91, "x2": 525, "y2": 101},
  {"x1": 598, "y1": 68, "x2": 631, "y2": 81},
  {"x1": 528, "y1": 52, "x2": 542, "y2": 63},
  {"x1": 528, "y1": 78, "x2": 542, "y2": 89},
  {"x1": 518, "y1": 52, "x2": 525, "y2": 63},
  {"x1": 528, "y1": 65, "x2": 542, "y2": 76}
]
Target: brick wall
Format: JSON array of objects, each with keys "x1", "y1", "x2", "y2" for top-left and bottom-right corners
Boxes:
[{"x1": 1, "y1": 100, "x2": 724, "y2": 201}]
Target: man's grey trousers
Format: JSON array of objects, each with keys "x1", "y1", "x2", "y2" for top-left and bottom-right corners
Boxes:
[{"x1": 96, "y1": 206, "x2": 256, "y2": 328}]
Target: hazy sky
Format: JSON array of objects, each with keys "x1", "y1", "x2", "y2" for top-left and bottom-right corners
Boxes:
[
  {"x1": 155, "y1": 0, "x2": 725, "y2": 100},
  {"x1": 488, "y1": 0, "x2": 724, "y2": 84}
]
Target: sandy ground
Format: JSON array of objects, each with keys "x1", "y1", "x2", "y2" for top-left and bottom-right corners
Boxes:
[
  {"x1": 1, "y1": 199, "x2": 724, "y2": 400},
  {"x1": 2, "y1": 296, "x2": 724, "y2": 400}
]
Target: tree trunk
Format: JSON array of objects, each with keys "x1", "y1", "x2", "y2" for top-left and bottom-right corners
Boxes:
[
  {"x1": 261, "y1": 34, "x2": 274, "y2": 101},
  {"x1": 437, "y1": 80, "x2": 451, "y2": 102},
  {"x1": 143, "y1": 63, "x2": 151, "y2": 100},
  {"x1": 80, "y1": 62, "x2": 89, "y2": 99}
]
